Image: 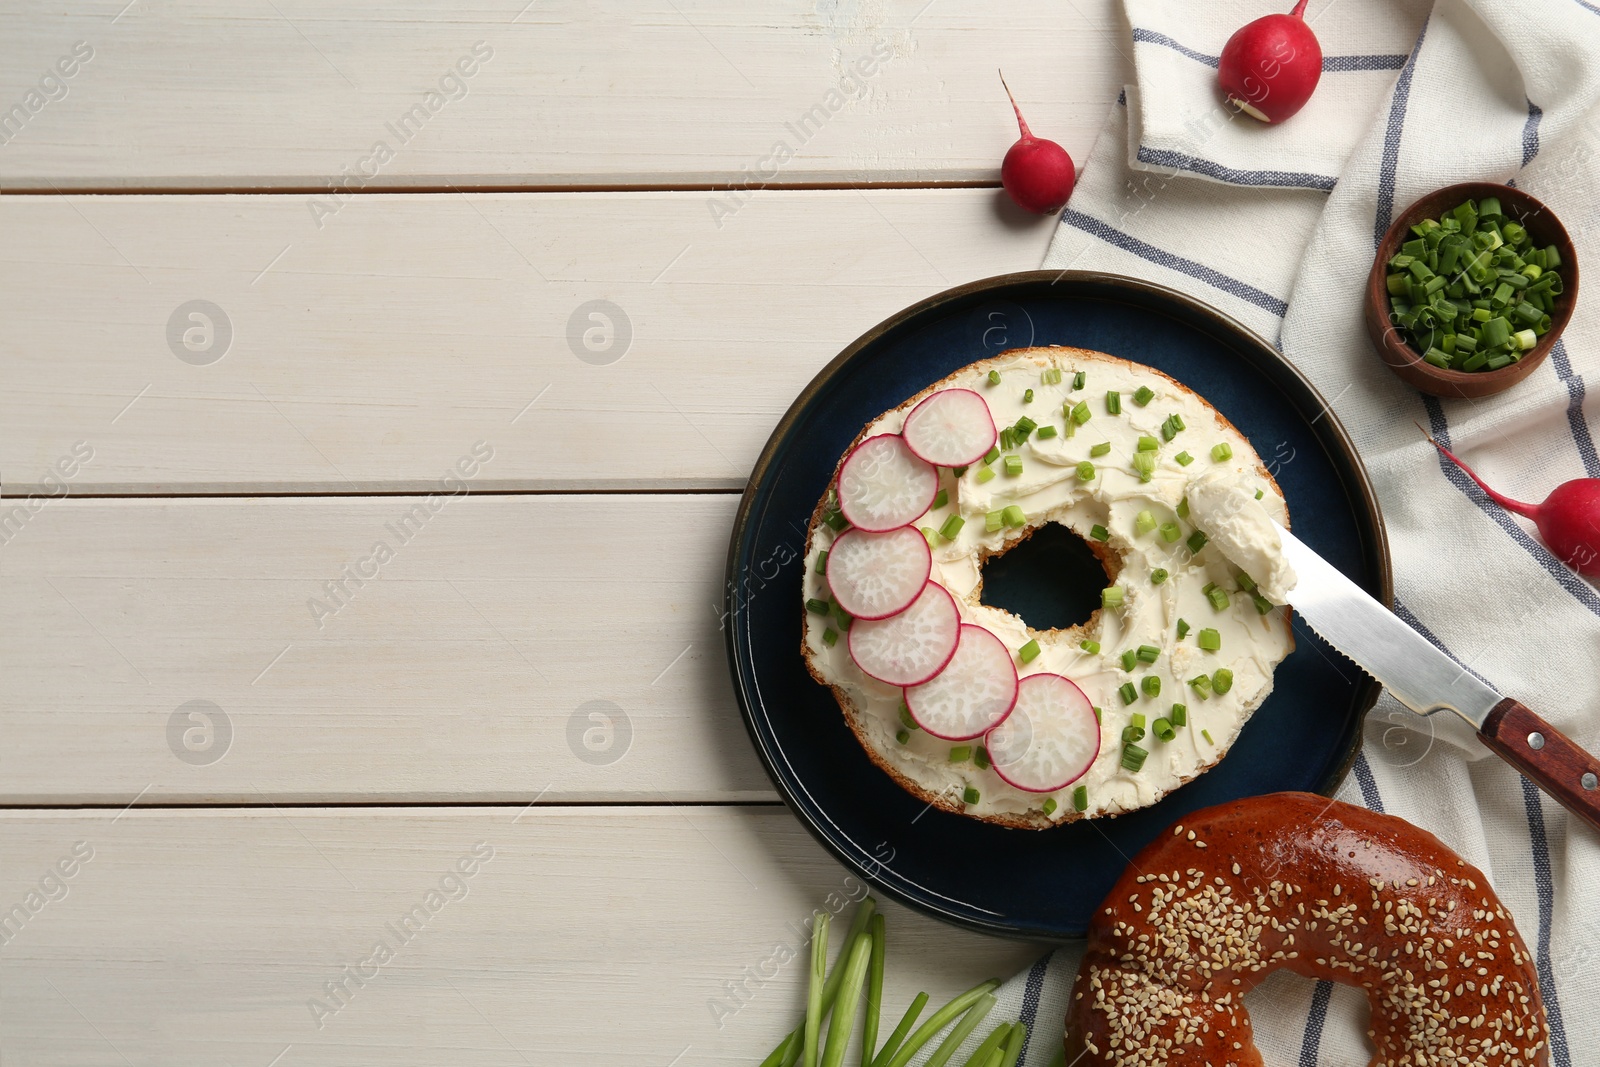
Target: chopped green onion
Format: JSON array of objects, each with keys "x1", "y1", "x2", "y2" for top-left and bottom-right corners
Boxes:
[
  {"x1": 1118, "y1": 682, "x2": 1137, "y2": 705},
  {"x1": 1153, "y1": 717, "x2": 1175, "y2": 742},
  {"x1": 921, "y1": 526, "x2": 938, "y2": 548},
  {"x1": 973, "y1": 745, "x2": 989, "y2": 770},
  {"x1": 823, "y1": 627, "x2": 838, "y2": 647},
  {"x1": 1120, "y1": 648, "x2": 1137, "y2": 671},
  {"x1": 1206, "y1": 587, "x2": 1230, "y2": 611},
  {"x1": 899, "y1": 702, "x2": 918, "y2": 730},
  {"x1": 1090, "y1": 523, "x2": 1110, "y2": 542},
  {"x1": 987, "y1": 370, "x2": 1001, "y2": 386},
  {"x1": 1253, "y1": 594, "x2": 1274, "y2": 615},
  {"x1": 1105, "y1": 391, "x2": 1121, "y2": 415},
  {"x1": 1043, "y1": 796, "x2": 1058, "y2": 816},
  {"x1": 939, "y1": 514, "x2": 966, "y2": 541},
  {"x1": 1176, "y1": 497, "x2": 1189, "y2": 519},
  {"x1": 1072, "y1": 786, "x2": 1088, "y2": 812},
  {"x1": 1133, "y1": 386, "x2": 1155, "y2": 406},
  {"x1": 1076, "y1": 460, "x2": 1095, "y2": 482},
  {"x1": 1073, "y1": 371, "x2": 1085, "y2": 389},
  {"x1": 1131, "y1": 452, "x2": 1156, "y2": 482},
  {"x1": 1121, "y1": 723, "x2": 1145, "y2": 744},
  {"x1": 1121, "y1": 743, "x2": 1148, "y2": 772},
  {"x1": 985, "y1": 509, "x2": 1004, "y2": 532},
  {"x1": 1080, "y1": 639, "x2": 1100, "y2": 654},
  {"x1": 826, "y1": 511, "x2": 850, "y2": 532},
  {"x1": 963, "y1": 786, "x2": 980, "y2": 805},
  {"x1": 1135, "y1": 510, "x2": 1157, "y2": 535},
  {"x1": 1212, "y1": 668, "x2": 1234, "y2": 695},
  {"x1": 983, "y1": 445, "x2": 1000, "y2": 465},
  {"x1": 1176, "y1": 618, "x2": 1191, "y2": 639},
  {"x1": 1018, "y1": 639, "x2": 1041, "y2": 664},
  {"x1": 1002, "y1": 505, "x2": 1026, "y2": 528},
  {"x1": 1254, "y1": 489, "x2": 1264, "y2": 500},
  {"x1": 1202, "y1": 728, "x2": 1214, "y2": 744},
  {"x1": 1102, "y1": 585, "x2": 1124, "y2": 609},
  {"x1": 1187, "y1": 529, "x2": 1208, "y2": 554},
  {"x1": 1170, "y1": 703, "x2": 1187, "y2": 727},
  {"x1": 1136, "y1": 435, "x2": 1159, "y2": 453},
  {"x1": 1014, "y1": 416, "x2": 1036, "y2": 437},
  {"x1": 1036, "y1": 424, "x2": 1058, "y2": 440},
  {"x1": 998, "y1": 427, "x2": 1014, "y2": 451},
  {"x1": 1151, "y1": 568, "x2": 1169, "y2": 585},
  {"x1": 1211, "y1": 442, "x2": 1233, "y2": 462},
  {"x1": 949, "y1": 745, "x2": 971, "y2": 763},
  {"x1": 1022, "y1": 389, "x2": 1034, "y2": 404},
  {"x1": 1159, "y1": 522, "x2": 1181, "y2": 543},
  {"x1": 808, "y1": 597, "x2": 831, "y2": 615},
  {"x1": 1236, "y1": 572, "x2": 1257, "y2": 593},
  {"x1": 1070, "y1": 401, "x2": 1092, "y2": 425},
  {"x1": 816, "y1": 550, "x2": 828, "y2": 574},
  {"x1": 1003, "y1": 455, "x2": 1023, "y2": 477},
  {"x1": 1189, "y1": 674, "x2": 1212, "y2": 699},
  {"x1": 833, "y1": 602, "x2": 853, "y2": 631},
  {"x1": 1142, "y1": 675, "x2": 1161, "y2": 698},
  {"x1": 1042, "y1": 367, "x2": 1062, "y2": 385},
  {"x1": 1089, "y1": 441, "x2": 1111, "y2": 457},
  {"x1": 896, "y1": 728, "x2": 910, "y2": 744},
  {"x1": 1161, "y1": 413, "x2": 1185, "y2": 441},
  {"x1": 1197, "y1": 628, "x2": 1221, "y2": 651},
  {"x1": 975, "y1": 467, "x2": 996, "y2": 485},
  {"x1": 933, "y1": 489, "x2": 948, "y2": 510},
  {"x1": 1137, "y1": 644, "x2": 1160, "y2": 663}
]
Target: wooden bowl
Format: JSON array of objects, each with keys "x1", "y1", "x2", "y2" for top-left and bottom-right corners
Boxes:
[{"x1": 1364, "y1": 181, "x2": 1578, "y2": 399}]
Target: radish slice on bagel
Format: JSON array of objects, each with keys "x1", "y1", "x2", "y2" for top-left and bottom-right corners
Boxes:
[
  {"x1": 847, "y1": 582, "x2": 960, "y2": 687},
  {"x1": 903, "y1": 624, "x2": 1019, "y2": 740},
  {"x1": 837, "y1": 434, "x2": 938, "y2": 532}
]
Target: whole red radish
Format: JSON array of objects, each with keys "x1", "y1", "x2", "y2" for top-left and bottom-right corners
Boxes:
[
  {"x1": 1426, "y1": 433, "x2": 1600, "y2": 577},
  {"x1": 998, "y1": 71, "x2": 1076, "y2": 214},
  {"x1": 1218, "y1": 0, "x2": 1323, "y2": 124}
]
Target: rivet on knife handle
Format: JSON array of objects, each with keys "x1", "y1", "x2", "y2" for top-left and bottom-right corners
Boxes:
[{"x1": 1479, "y1": 698, "x2": 1600, "y2": 833}]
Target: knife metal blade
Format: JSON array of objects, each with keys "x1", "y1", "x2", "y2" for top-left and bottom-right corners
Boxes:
[{"x1": 1273, "y1": 521, "x2": 1500, "y2": 729}]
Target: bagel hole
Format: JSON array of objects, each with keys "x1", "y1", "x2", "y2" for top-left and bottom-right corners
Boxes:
[{"x1": 978, "y1": 522, "x2": 1112, "y2": 632}]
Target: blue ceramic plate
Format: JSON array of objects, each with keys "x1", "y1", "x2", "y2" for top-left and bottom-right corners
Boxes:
[{"x1": 725, "y1": 272, "x2": 1391, "y2": 941}]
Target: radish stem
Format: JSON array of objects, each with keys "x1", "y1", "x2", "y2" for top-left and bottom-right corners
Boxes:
[
  {"x1": 860, "y1": 914, "x2": 886, "y2": 1067},
  {"x1": 870, "y1": 991, "x2": 928, "y2": 1067},
  {"x1": 802, "y1": 911, "x2": 830, "y2": 1067},
  {"x1": 1418, "y1": 425, "x2": 1540, "y2": 518},
  {"x1": 878, "y1": 981, "x2": 1001, "y2": 1067},
  {"x1": 921, "y1": 996, "x2": 998, "y2": 1067},
  {"x1": 820, "y1": 934, "x2": 874, "y2": 1067}
]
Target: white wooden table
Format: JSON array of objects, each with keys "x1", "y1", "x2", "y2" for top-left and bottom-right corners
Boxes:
[{"x1": 0, "y1": 4, "x2": 1127, "y2": 1062}]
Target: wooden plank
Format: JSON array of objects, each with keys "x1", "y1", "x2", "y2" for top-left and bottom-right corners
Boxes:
[
  {"x1": 0, "y1": 806, "x2": 1044, "y2": 1066},
  {"x1": 0, "y1": 0, "x2": 1122, "y2": 189},
  {"x1": 0, "y1": 188, "x2": 1058, "y2": 494},
  {"x1": 0, "y1": 494, "x2": 781, "y2": 804}
]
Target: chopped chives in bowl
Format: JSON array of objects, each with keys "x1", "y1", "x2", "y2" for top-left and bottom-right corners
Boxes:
[{"x1": 1384, "y1": 197, "x2": 1564, "y2": 372}]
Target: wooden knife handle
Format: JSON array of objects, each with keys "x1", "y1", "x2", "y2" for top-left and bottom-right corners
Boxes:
[{"x1": 1479, "y1": 698, "x2": 1600, "y2": 833}]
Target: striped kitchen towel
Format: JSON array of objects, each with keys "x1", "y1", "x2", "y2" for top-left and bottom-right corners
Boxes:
[{"x1": 930, "y1": 0, "x2": 1600, "y2": 1065}]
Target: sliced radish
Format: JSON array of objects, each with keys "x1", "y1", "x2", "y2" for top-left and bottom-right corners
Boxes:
[
  {"x1": 837, "y1": 434, "x2": 939, "y2": 532},
  {"x1": 903, "y1": 624, "x2": 1019, "y2": 740},
  {"x1": 902, "y1": 389, "x2": 998, "y2": 467},
  {"x1": 847, "y1": 582, "x2": 960, "y2": 687},
  {"x1": 826, "y1": 527, "x2": 932, "y2": 621},
  {"x1": 985, "y1": 673, "x2": 1100, "y2": 793}
]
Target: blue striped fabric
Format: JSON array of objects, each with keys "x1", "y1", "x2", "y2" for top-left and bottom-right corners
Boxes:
[
  {"x1": 1134, "y1": 146, "x2": 1338, "y2": 190},
  {"x1": 1058, "y1": 209, "x2": 1289, "y2": 317}
]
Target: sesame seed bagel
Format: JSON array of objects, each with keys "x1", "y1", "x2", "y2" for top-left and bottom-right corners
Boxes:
[
  {"x1": 1065, "y1": 792, "x2": 1548, "y2": 1066},
  {"x1": 800, "y1": 347, "x2": 1295, "y2": 827}
]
